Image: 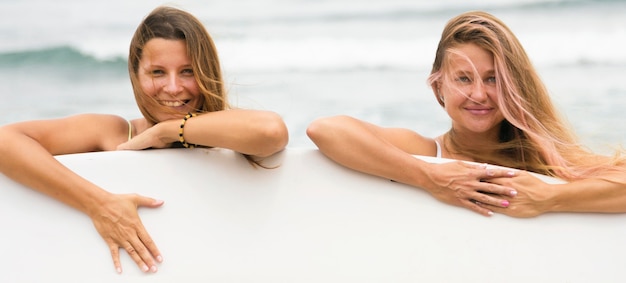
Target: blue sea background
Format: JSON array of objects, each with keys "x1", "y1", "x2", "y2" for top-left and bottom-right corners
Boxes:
[{"x1": 1, "y1": 0, "x2": 624, "y2": 152}]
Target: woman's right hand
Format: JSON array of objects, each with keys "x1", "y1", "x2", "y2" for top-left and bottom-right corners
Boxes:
[
  {"x1": 88, "y1": 193, "x2": 164, "y2": 274},
  {"x1": 425, "y1": 161, "x2": 518, "y2": 216}
]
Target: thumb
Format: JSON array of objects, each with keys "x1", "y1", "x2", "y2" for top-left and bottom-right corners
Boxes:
[
  {"x1": 117, "y1": 137, "x2": 145, "y2": 151},
  {"x1": 135, "y1": 195, "x2": 165, "y2": 208}
]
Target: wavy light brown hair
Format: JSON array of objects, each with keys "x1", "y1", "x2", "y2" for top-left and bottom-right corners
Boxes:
[
  {"x1": 427, "y1": 11, "x2": 625, "y2": 181},
  {"x1": 128, "y1": 6, "x2": 264, "y2": 166},
  {"x1": 128, "y1": 6, "x2": 228, "y2": 123}
]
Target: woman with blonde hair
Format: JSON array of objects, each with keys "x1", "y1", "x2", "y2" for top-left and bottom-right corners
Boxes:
[
  {"x1": 307, "y1": 11, "x2": 626, "y2": 218},
  {"x1": 0, "y1": 6, "x2": 288, "y2": 274}
]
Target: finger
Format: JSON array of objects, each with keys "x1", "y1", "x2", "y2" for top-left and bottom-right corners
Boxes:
[
  {"x1": 118, "y1": 141, "x2": 147, "y2": 151},
  {"x1": 134, "y1": 194, "x2": 165, "y2": 208},
  {"x1": 464, "y1": 199, "x2": 494, "y2": 217},
  {"x1": 449, "y1": 182, "x2": 508, "y2": 205},
  {"x1": 137, "y1": 227, "x2": 163, "y2": 263},
  {"x1": 124, "y1": 242, "x2": 152, "y2": 273},
  {"x1": 129, "y1": 195, "x2": 163, "y2": 271},
  {"x1": 116, "y1": 142, "x2": 129, "y2": 151},
  {"x1": 477, "y1": 182, "x2": 518, "y2": 197},
  {"x1": 482, "y1": 167, "x2": 517, "y2": 179},
  {"x1": 108, "y1": 242, "x2": 123, "y2": 274},
  {"x1": 117, "y1": 139, "x2": 147, "y2": 151},
  {"x1": 470, "y1": 190, "x2": 511, "y2": 208},
  {"x1": 461, "y1": 162, "x2": 488, "y2": 170},
  {"x1": 463, "y1": 162, "x2": 517, "y2": 178},
  {"x1": 129, "y1": 236, "x2": 159, "y2": 273}
]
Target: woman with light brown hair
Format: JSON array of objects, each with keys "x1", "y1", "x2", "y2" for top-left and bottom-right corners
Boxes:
[
  {"x1": 307, "y1": 11, "x2": 626, "y2": 218},
  {"x1": 0, "y1": 6, "x2": 288, "y2": 274}
]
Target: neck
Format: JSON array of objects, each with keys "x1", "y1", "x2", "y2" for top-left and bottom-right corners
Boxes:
[
  {"x1": 444, "y1": 127, "x2": 501, "y2": 158},
  {"x1": 132, "y1": 118, "x2": 153, "y2": 136}
]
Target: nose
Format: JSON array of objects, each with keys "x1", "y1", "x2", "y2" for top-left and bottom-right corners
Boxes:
[
  {"x1": 163, "y1": 75, "x2": 183, "y2": 96},
  {"x1": 469, "y1": 82, "x2": 488, "y2": 103}
]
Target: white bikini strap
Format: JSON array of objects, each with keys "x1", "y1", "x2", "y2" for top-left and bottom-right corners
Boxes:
[{"x1": 434, "y1": 140, "x2": 442, "y2": 158}]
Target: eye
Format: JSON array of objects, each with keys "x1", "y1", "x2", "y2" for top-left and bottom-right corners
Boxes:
[
  {"x1": 455, "y1": 76, "x2": 472, "y2": 83},
  {"x1": 181, "y1": 68, "x2": 194, "y2": 76},
  {"x1": 150, "y1": 69, "x2": 165, "y2": 76},
  {"x1": 485, "y1": 76, "x2": 496, "y2": 83}
]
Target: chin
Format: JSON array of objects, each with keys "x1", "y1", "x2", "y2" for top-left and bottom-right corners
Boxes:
[{"x1": 152, "y1": 113, "x2": 182, "y2": 123}]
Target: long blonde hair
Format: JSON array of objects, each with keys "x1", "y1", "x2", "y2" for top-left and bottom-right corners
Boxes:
[{"x1": 427, "y1": 11, "x2": 625, "y2": 180}]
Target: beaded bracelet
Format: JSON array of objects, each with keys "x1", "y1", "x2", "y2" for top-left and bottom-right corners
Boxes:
[{"x1": 179, "y1": 112, "x2": 198, "y2": 148}]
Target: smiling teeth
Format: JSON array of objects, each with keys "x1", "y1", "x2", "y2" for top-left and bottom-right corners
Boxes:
[{"x1": 161, "y1": 101, "x2": 185, "y2": 107}]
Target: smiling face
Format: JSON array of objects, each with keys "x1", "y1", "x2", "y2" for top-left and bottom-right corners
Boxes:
[
  {"x1": 438, "y1": 43, "x2": 505, "y2": 140},
  {"x1": 137, "y1": 38, "x2": 201, "y2": 122}
]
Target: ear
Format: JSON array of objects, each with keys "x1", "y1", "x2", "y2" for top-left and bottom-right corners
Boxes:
[{"x1": 431, "y1": 81, "x2": 444, "y2": 107}]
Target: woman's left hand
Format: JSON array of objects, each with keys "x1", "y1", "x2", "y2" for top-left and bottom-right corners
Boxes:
[
  {"x1": 89, "y1": 193, "x2": 164, "y2": 273},
  {"x1": 483, "y1": 171, "x2": 554, "y2": 218}
]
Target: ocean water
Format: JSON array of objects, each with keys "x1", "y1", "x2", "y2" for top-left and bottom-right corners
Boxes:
[{"x1": 1, "y1": 0, "x2": 625, "y2": 152}]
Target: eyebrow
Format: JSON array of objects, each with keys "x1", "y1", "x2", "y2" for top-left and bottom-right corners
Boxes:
[
  {"x1": 140, "y1": 63, "x2": 193, "y2": 70},
  {"x1": 453, "y1": 69, "x2": 495, "y2": 77}
]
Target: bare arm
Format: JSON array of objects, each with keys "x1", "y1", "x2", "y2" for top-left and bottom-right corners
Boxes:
[
  {"x1": 117, "y1": 109, "x2": 288, "y2": 157},
  {"x1": 306, "y1": 115, "x2": 517, "y2": 216},
  {"x1": 0, "y1": 114, "x2": 163, "y2": 273},
  {"x1": 0, "y1": 114, "x2": 125, "y2": 212},
  {"x1": 489, "y1": 171, "x2": 626, "y2": 217},
  {"x1": 307, "y1": 116, "x2": 437, "y2": 184}
]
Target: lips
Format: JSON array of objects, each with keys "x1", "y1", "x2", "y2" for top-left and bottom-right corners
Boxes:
[
  {"x1": 465, "y1": 107, "x2": 493, "y2": 115},
  {"x1": 159, "y1": 100, "x2": 189, "y2": 107}
]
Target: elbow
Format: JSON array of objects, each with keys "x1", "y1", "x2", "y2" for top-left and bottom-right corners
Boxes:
[
  {"x1": 252, "y1": 113, "x2": 289, "y2": 157},
  {"x1": 0, "y1": 126, "x2": 16, "y2": 155},
  {"x1": 306, "y1": 115, "x2": 350, "y2": 148},
  {"x1": 0, "y1": 127, "x2": 7, "y2": 155}
]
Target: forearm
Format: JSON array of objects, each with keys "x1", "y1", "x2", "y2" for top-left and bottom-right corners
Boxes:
[
  {"x1": 0, "y1": 130, "x2": 110, "y2": 215},
  {"x1": 549, "y1": 178, "x2": 626, "y2": 213},
  {"x1": 162, "y1": 109, "x2": 288, "y2": 157},
  {"x1": 324, "y1": 141, "x2": 435, "y2": 190},
  {"x1": 307, "y1": 116, "x2": 435, "y2": 190}
]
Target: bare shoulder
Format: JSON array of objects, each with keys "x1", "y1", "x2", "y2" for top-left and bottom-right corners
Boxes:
[
  {"x1": 378, "y1": 127, "x2": 437, "y2": 156},
  {"x1": 70, "y1": 114, "x2": 130, "y2": 151},
  {"x1": 7, "y1": 114, "x2": 130, "y2": 154},
  {"x1": 61, "y1": 113, "x2": 125, "y2": 124},
  {"x1": 52, "y1": 113, "x2": 127, "y2": 131}
]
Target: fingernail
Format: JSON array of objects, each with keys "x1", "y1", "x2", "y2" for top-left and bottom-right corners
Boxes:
[
  {"x1": 142, "y1": 265, "x2": 149, "y2": 272},
  {"x1": 116, "y1": 267, "x2": 122, "y2": 274},
  {"x1": 157, "y1": 255, "x2": 163, "y2": 262},
  {"x1": 502, "y1": 200, "x2": 510, "y2": 207},
  {"x1": 487, "y1": 211, "x2": 494, "y2": 216},
  {"x1": 510, "y1": 190, "x2": 518, "y2": 196},
  {"x1": 507, "y1": 171, "x2": 516, "y2": 176},
  {"x1": 150, "y1": 265, "x2": 158, "y2": 273}
]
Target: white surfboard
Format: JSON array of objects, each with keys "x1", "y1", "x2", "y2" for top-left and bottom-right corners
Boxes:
[{"x1": 1, "y1": 148, "x2": 625, "y2": 282}]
